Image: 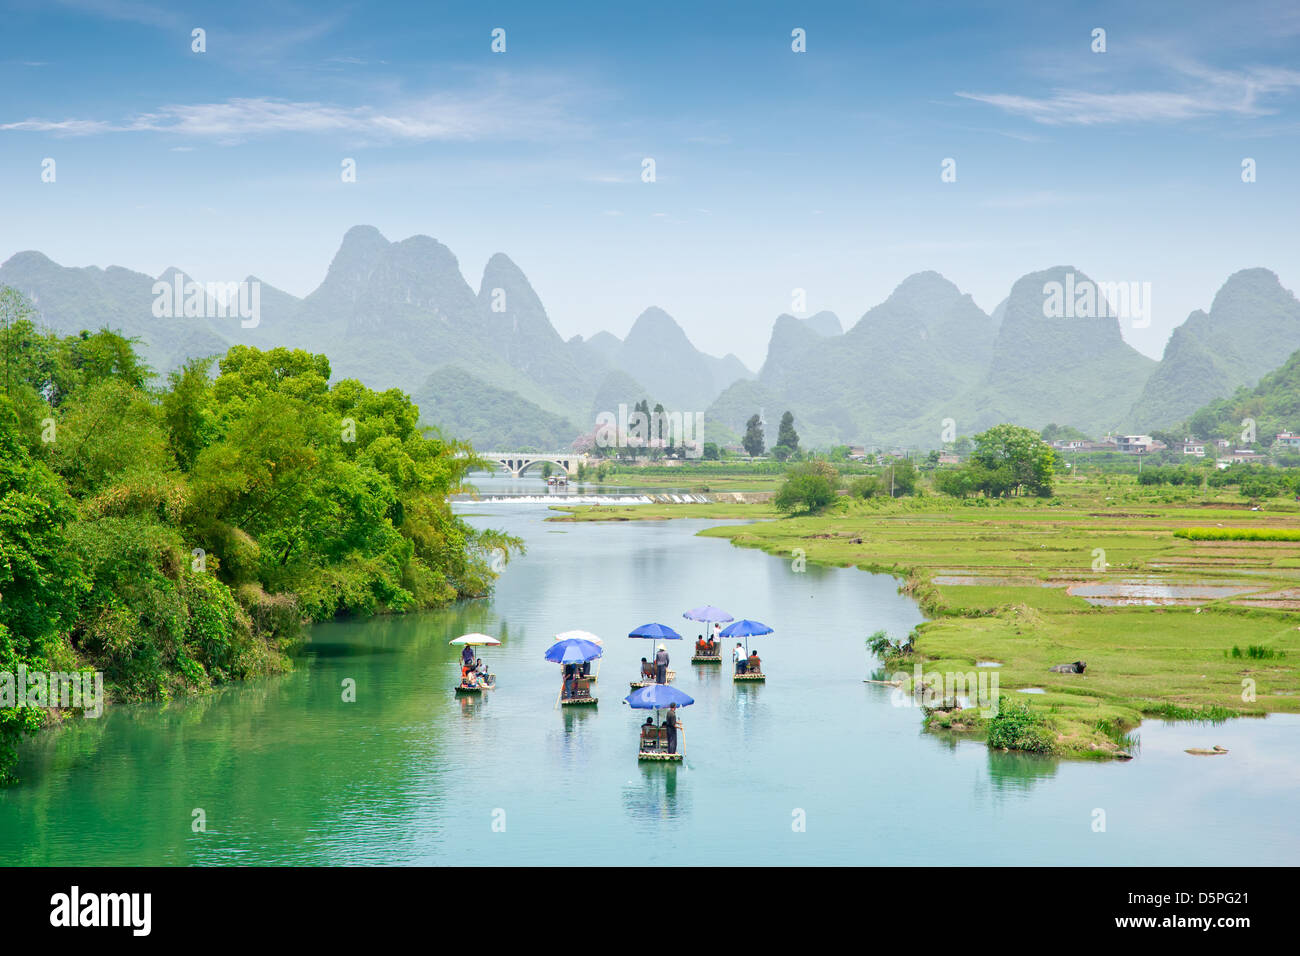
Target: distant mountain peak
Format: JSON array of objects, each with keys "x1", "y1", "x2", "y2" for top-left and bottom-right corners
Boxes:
[
  {"x1": 890, "y1": 270, "x2": 962, "y2": 299},
  {"x1": 340, "y1": 224, "x2": 388, "y2": 247},
  {"x1": 479, "y1": 252, "x2": 542, "y2": 309},
  {"x1": 629, "y1": 305, "x2": 680, "y2": 331},
  {"x1": 2, "y1": 250, "x2": 54, "y2": 270}
]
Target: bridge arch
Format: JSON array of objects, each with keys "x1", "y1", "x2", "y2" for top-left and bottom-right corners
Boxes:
[{"x1": 477, "y1": 452, "x2": 588, "y2": 479}]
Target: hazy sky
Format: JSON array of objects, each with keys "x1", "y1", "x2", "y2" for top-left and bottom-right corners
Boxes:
[{"x1": 3, "y1": 0, "x2": 1299, "y2": 369}]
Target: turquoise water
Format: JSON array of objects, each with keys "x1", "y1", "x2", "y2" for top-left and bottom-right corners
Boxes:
[{"x1": 2, "y1": 482, "x2": 1298, "y2": 865}]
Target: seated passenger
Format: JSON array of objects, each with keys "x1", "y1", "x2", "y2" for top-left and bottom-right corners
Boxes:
[
  {"x1": 640, "y1": 657, "x2": 654, "y2": 679},
  {"x1": 748, "y1": 651, "x2": 761, "y2": 672},
  {"x1": 696, "y1": 636, "x2": 708, "y2": 654},
  {"x1": 706, "y1": 637, "x2": 716, "y2": 655}
]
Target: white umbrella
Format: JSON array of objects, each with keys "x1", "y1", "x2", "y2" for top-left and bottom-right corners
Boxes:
[
  {"x1": 554, "y1": 630, "x2": 603, "y2": 646},
  {"x1": 450, "y1": 633, "x2": 502, "y2": 646}
]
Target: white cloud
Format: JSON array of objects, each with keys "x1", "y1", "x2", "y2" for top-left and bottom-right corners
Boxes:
[
  {"x1": 958, "y1": 63, "x2": 1300, "y2": 125},
  {"x1": 1, "y1": 89, "x2": 579, "y2": 144}
]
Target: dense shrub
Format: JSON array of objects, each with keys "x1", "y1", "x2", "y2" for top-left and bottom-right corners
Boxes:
[{"x1": 986, "y1": 698, "x2": 1058, "y2": 754}]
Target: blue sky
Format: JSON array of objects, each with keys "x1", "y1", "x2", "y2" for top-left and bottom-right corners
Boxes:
[{"x1": 2, "y1": 0, "x2": 1299, "y2": 368}]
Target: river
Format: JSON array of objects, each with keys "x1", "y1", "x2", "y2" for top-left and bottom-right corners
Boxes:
[{"x1": 2, "y1": 474, "x2": 1297, "y2": 865}]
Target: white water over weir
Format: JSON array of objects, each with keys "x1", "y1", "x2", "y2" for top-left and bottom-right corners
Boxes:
[{"x1": 460, "y1": 493, "x2": 715, "y2": 505}]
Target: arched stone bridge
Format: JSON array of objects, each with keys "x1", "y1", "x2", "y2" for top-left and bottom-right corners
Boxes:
[{"x1": 478, "y1": 452, "x2": 588, "y2": 478}]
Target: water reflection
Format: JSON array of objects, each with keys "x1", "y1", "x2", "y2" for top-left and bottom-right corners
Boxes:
[
  {"x1": 623, "y1": 764, "x2": 687, "y2": 824},
  {"x1": 986, "y1": 750, "x2": 1061, "y2": 793}
]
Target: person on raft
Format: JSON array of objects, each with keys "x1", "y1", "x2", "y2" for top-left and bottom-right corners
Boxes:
[
  {"x1": 748, "y1": 650, "x2": 761, "y2": 673},
  {"x1": 654, "y1": 643, "x2": 670, "y2": 684},
  {"x1": 695, "y1": 634, "x2": 708, "y2": 654},
  {"x1": 733, "y1": 642, "x2": 746, "y2": 675},
  {"x1": 640, "y1": 657, "x2": 654, "y2": 680},
  {"x1": 665, "y1": 703, "x2": 682, "y2": 753}
]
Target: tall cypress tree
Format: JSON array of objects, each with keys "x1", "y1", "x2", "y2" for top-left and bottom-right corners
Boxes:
[
  {"x1": 776, "y1": 411, "x2": 799, "y2": 452},
  {"x1": 743, "y1": 414, "x2": 765, "y2": 457}
]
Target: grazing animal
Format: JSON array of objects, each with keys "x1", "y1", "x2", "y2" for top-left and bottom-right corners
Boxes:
[{"x1": 1049, "y1": 660, "x2": 1087, "y2": 674}]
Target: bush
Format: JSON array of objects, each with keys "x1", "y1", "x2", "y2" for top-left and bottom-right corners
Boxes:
[
  {"x1": 773, "y1": 461, "x2": 838, "y2": 514},
  {"x1": 849, "y1": 475, "x2": 883, "y2": 499},
  {"x1": 986, "y1": 698, "x2": 1057, "y2": 754}
]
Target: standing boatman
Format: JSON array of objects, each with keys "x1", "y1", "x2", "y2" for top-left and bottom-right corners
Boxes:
[
  {"x1": 654, "y1": 643, "x2": 670, "y2": 684},
  {"x1": 664, "y1": 702, "x2": 682, "y2": 754},
  {"x1": 733, "y1": 642, "x2": 746, "y2": 675}
]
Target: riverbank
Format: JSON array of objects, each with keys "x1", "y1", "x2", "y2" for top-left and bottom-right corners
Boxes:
[{"x1": 552, "y1": 477, "x2": 1300, "y2": 759}]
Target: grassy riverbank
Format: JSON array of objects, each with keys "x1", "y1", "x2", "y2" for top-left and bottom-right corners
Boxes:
[{"x1": 552, "y1": 476, "x2": 1300, "y2": 759}]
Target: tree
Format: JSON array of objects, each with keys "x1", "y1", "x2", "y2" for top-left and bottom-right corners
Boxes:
[
  {"x1": 848, "y1": 475, "x2": 883, "y2": 498},
  {"x1": 742, "y1": 414, "x2": 765, "y2": 457},
  {"x1": 966, "y1": 424, "x2": 1057, "y2": 497},
  {"x1": 0, "y1": 407, "x2": 82, "y2": 781},
  {"x1": 0, "y1": 287, "x2": 37, "y2": 398},
  {"x1": 774, "y1": 460, "x2": 838, "y2": 514},
  {"x1": 884, "y1": 458, "x2": 918, "y2": 496},
  {"x1": 702, "y1": 442, "x2": 720, "y2": 461},
  {"x1": 932, "y1": 466, "x2": 978, "y2": 498},
  {"x1": 776, "y1": 411, "x2": 799, "y2": 453}
]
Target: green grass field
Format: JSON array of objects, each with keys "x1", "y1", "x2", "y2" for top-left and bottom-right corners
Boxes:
[{"x1": 553, "y1": 475, "x2": 1300, "y2": 759}]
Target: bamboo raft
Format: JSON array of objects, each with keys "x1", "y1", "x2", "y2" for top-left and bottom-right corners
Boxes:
[
  {"x1": 560, "y1": 696, "x2": 598, "y2": 706},
  {"x1": 638, "y1": 750, "x2": 682, "y2": 761},
  {"x1": 629, "y1": 670, "x2": 676, "y2": 689},
  {"x1": 733, "y1": 672, "x2": 766, "y2": 682},
  {"x1": 455, "y1": 676, "x2": 495, "y2": 694},
  {"x1": 691, "y1": 654, "x2": 722, "y2": 664}
]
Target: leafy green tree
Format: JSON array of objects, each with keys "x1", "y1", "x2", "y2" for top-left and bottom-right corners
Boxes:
[
  {"x1": 969, "y1": 424, "x2": 1056, "y2": 497},
  {"x1": 161, "y1": 356, "x2": 219, "y2": 471},
  {"x1": 848, "y1": 474, "x2": 883, "y2": 498},
  {"x1": 0, "y1": 406, "x2": 83, "y2": 781},
  {"x1": 932, "y1": 466, "x2": 978, "y2": 498},
  {"x1": 884, "y1": 458, "x2": 918, "y2": 496},
  {"x1": 702, "y1": 442, "x2": 720, "y2": 460},
  {"x1": 0, "y1": 334, "x2": 523, "y2": 784},
  {"x1": 742, "y1": 414, "x2": 765, "y2": 457},
  {"x1": 774, "y1": 460, "x2": 838, "y2": 514}
]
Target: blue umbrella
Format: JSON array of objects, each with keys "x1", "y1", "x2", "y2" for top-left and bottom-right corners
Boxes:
[
  {"x1": 625, "y1": 684, "x2": 694, "y2": 759},
  {"x1": 624, "y1": 684, "x2": 695, "y2": 709},
  {"x1": 720, "y1": 619, "x2": 774, "y2": 658},
  {"x1": 683, "y1": 605, "x2": 734, "y2": 623},
  {"x1": 544, "y1": 638, "x2": 603, "y2": 664},
  {"x1": 628, "y1": 623, "x2": 683, "y2": 640}
]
